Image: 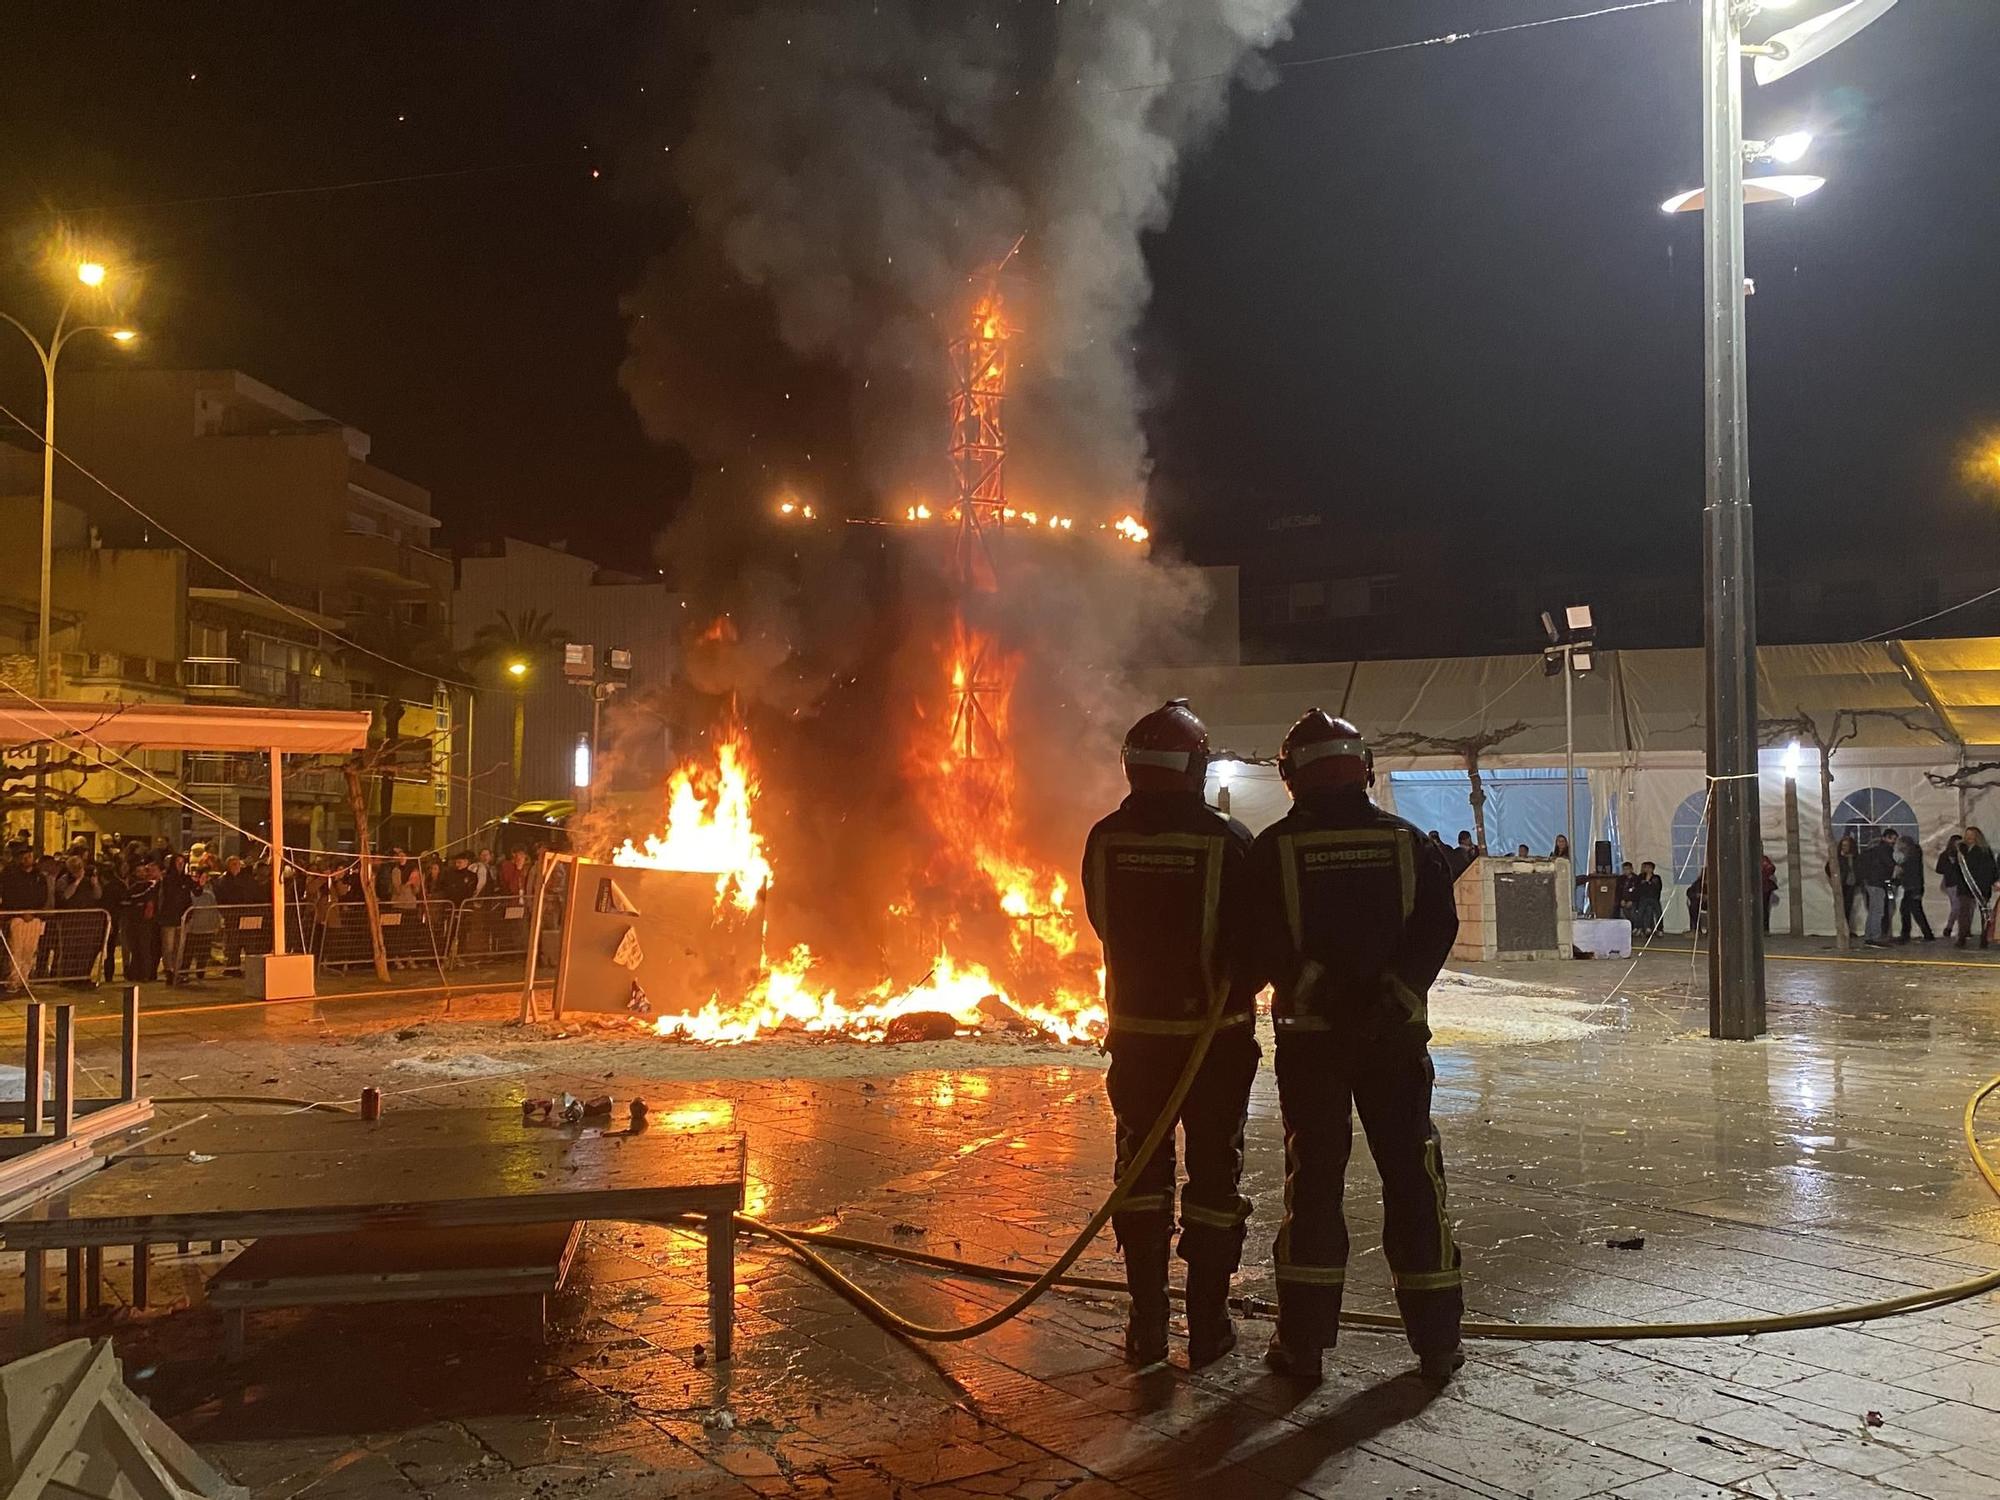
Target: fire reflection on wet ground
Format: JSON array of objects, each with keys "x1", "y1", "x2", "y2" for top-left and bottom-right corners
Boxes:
[{"x1": 21, "y1": 943, "x2": 2000, "y2": 1498}]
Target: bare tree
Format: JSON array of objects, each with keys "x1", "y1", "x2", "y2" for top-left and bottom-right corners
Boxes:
[
  {"x1": 1374, "y1": 721, "x2": 1531, "y2": 854},
  {"x1": 1762, "y1": 707, "x2": 1944, "y2": 952}
]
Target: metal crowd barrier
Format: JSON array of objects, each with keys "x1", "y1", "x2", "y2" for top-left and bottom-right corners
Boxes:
[
  {"x1": 314, "y1": 900, "x2": 458, "y2": 971},
  {"x1": 156, "y1": 903, "x2": 321, "y2": 978},
  {"x1": 446, "y1": 892, "x2": 558, "y2": 966},
  {"x1": 0, "y1": 909, "x2": 113, "y2": 991}
]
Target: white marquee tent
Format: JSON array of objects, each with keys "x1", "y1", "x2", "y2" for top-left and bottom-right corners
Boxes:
[{"x1": 1140, "y1": 638, "x2": 2000, "y2": 937}]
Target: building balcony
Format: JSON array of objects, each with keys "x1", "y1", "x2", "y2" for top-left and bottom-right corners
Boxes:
[
  {"x1": 184, "y1": 656, "x2": 353, "y2": 709},
  {"x1": 335, "y1": 529, "x2": 452, "y2": 597},
  {"x1": 58, "y1": 651, "x2": 180, "y2": 693}
]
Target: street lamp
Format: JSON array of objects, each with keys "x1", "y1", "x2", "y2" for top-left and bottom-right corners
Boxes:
[
  {"x1": 0, "y1": 257, "x2": 139, "y2": 850},
  {"x1": 504, "y1": 659, "x2": 530, "y2": 798},
  {"x1": 1541, "y1": 605, "x2": 1595, "y2": 888},
  {"x1": 1674, "y1": 0, "x2": 1898, "y2": 1040}
]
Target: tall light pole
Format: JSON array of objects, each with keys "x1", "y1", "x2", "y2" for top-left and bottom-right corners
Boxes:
[
  {"x1": 0, "y1": 261, "x2": 138, "y2": 851},
  {"x1": 1699, "y1": 0, "x2": 1766, "y2": 1041},
  {"x1": 1679, "y1": 0, "x2": 1899, "y2": 1037}
]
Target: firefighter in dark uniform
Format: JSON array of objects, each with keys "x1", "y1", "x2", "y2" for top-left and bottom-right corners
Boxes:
[
  {"x1": 1247, "y1": 709, "x2": 1465, "y2": 1385},
  {"x1": 1082, "y1": 699, "x2": 1260, "y2": 1369}
]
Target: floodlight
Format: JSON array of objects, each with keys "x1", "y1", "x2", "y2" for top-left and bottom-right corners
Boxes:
[
  {"x1": 1766, "y1": 130, "x2": 1814, "y2": 165},
  {"x1": 1754, "y1": 0, "x2": 1900, "y2": 87},
  {"x1": 1565, "y1": 604, "x2": 1594, "y2": 634}
]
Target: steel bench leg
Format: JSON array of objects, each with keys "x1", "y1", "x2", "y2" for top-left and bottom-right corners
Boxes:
[
  {"x1": 132, "y1": 1243, "x2": 149, "y2": 1310},
  {"x1": 84, "y1": 1246, "x2": 103, "y2": 1315},
  {"x1": 706, "y1": 1208, "x2": 734, "y2": 1362},
  {"x1": 21, "y1": 1250, "x2": 44, "y2": 1350},
  {"x1": 64, "y1": 1248, "x2": 82, "y2": 1323}
]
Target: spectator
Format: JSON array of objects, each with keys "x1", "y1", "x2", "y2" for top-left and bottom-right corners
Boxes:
[
  {"x1": 54, "y1": 855, "x2": 103, "y2": 981},
  {"x1": 1939, "y1": 835, "x2": 1971, "y2": 943},
  {"x1": 1894, "y1": 833, "x2": 1932, "y2": 943},
  {"x1": 97, "y1": 858, "x2": 126, "y2": 981},
  {"x1": 499, "y1": 848, "x2": 528, "y2": 896},
  {"x1": 473, "y1": 847, "x2": 497, "y2": 896},
  {"x1": 1760, "y1": 853, "x2": 1778, "y2": 934},
  {"x1": 1856, "y1": 828, "x2": 1900, "y2": 948},
  {"x1": 1962, "y1": 827, "x2": 1996, "y2": 950},
  {"x1": 1832, "y1": 835, "x2": 1862, "y2": 937},
  {"x1": 1615, "y1": 861, "x2": 1639, "y2": 922},
  {"x1": 182, "y1": 874, "x2": 220, "y2": 980},
  {"x1": 1452, "y1": 831, "x2": 1479, "y2": 874},
  {"x1": 1514, "y1": 843, "x2": 1531, "y2": 858},
  {"x1": 1686, "y1": 869, "x2": 1705, "y2": 934},
  {"x1": 385, "y1": 859, "x2": 420, "y2": 968},
  {"x1": 157, "y1": 854, "x2": 197, "y2": 983},
  {"x1": 1, "y1": 845, "x2": 48, "y2": 995},
  {"x1": 1633, "y1": 861, "x2": 1664, "y2": 936},
  {"x1": 122, "y1": 859, "x2": 162, "y2": 982},
  {"x1": 1550, "y1": 833, "x2": 1572, "y2": 866}
]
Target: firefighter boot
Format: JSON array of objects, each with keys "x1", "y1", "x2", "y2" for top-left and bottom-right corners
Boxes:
[
  {"x1": 1183, "y1": 1263, "x2": 1236, "y2": 1370},
  {"x1": 1420, "y1": 1345, "x2": 1467, "y2": 1385},
  {"x1": 1120, "y1": 1228, "x2": 1172, "y2": 1367}
]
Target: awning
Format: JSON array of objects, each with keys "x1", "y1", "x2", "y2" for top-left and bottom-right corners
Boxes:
[{"x1": 0, "y1": 699, "x2": 371, "y2": 754}]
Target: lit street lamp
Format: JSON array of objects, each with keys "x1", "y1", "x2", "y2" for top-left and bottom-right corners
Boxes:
[
  {"x1": 505, "y1": 659, "x2": 530, "y2": 797},
  {"x1": 0, "y1": 258, "x2": 139, "y2": 850}
]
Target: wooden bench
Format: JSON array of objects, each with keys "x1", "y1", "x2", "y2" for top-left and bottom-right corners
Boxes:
[
  {"x1": 1, "y1": 1109, "x2": 746, "y2": 1361},
  {"x1": 207, "y1": 1221, "x2": 583, "y2": 1361}
]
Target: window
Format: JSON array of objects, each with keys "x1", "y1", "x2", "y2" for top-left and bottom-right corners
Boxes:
[
  {"x1": 1670, "y1": 790, "x2": 1709, "y2": 883},
  {"x1": 1831, "y1": 788, "x2": 1918, "y2": 848}
]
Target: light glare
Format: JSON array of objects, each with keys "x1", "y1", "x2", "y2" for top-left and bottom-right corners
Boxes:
[
  {"x1": 76, "y1": 262, "x2": 106, "y2": 287},
  {"x1": 1768, "y1": 130, "x2": 1814, "y2": 165}
]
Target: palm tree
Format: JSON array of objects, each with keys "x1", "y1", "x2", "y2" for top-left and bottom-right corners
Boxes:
[{"x1": 470, "y1": 609, "x2": 568, "y2": 796}]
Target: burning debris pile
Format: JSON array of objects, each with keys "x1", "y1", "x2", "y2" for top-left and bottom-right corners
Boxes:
[{"x1": 591, "y1": 0, "x2": 1300, "y2": 1046}]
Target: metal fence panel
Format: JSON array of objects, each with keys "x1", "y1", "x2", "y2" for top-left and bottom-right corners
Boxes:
[
  {"x1": 0, "y1": 908, "x2": 112, "y2": 990},
  {"x1": 315, "y1": 900, "x2": 458, "y2": 971},
  {"x1": 164, "y1": 903, "x2": 322, "y2": 976},
  {"x1": 448, "y1": 893, "x2": 558, "y2": 965}
]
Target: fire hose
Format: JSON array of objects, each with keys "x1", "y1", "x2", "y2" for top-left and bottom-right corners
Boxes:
[
  {"x1": 721, "y1": 1068, "x2": 2000, "y2": 1346},
  {"x1": 172, "y1": 1069, "x2": 2000, "y2": 1348}
]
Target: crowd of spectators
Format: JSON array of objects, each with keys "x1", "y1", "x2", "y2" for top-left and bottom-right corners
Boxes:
[{"x1": 0, "y1": 836, "x2": 564, "y2": 991}]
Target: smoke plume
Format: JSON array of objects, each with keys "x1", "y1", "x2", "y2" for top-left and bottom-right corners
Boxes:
[
  {"x1": 621, "y1": 0, "x2": 1298, "y2": 517},
  {"x1": 611, "y1": 2, "x2": 1292, "y2": 998}
]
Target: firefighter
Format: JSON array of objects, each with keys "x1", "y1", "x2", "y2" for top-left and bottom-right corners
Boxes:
[
  {"x1": 1082, "y1": 698, "x2": 1259, "y2": 1369},
  {"x1": 1247, "y1": 709, "x2": 1464, "y2": 1385}
]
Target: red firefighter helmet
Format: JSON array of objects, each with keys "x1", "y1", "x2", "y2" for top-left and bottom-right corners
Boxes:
[
  {"x1": 1122, "y1": 698, "x2": 1210, "y2": 790},
  {"x1": 1278, "y1": 709, "x2": 1372, "y2": 789}
]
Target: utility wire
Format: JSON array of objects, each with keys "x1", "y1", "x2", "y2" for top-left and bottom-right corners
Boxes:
[
  {"x1": 0, "y1": 397, "x2": 476, "y2": 691},
  {"x1": 60, "y1": 159, "x2": 565, "y2": 215},
  {"x1": 1860, "y1": 581, "x2": 2000, "y2": 643},
  {"x1": 1112, "y1": 0, "x2": 1682, "y2": 93}
]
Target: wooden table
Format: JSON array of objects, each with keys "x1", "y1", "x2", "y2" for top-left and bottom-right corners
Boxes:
[{"x1": 0, "y1": 1108, "x2": 747, "y2": 1359}]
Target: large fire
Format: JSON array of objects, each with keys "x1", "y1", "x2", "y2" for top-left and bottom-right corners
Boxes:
[
  {"x1": 607, "y1": 630, "x2": 1105, "y2": 1047},
  {"x1": 612, "y1": 733, "x2": 771, "y2": 914}
]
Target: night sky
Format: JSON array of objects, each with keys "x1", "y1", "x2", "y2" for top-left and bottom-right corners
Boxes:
[{"x1": 3, "y1": 2, "x2": 1996, "y2": 605}]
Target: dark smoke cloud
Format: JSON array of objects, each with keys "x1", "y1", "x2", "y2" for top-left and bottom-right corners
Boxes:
[{"x1": 620, "y1": 0, "x2": 1299, "y2": 516}]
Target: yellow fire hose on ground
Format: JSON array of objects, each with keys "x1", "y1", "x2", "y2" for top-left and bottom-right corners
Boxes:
[
  {"x1": 722, "y1": 1070, "x2": 2000, "y2": 1346},
  {"x1": 175, "y1": 1055, "x2": 2000, "y2": 1349}
]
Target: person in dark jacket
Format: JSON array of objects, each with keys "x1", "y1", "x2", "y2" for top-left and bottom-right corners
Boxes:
[
  {"x1": 213, "y1": 855, "x2": 264, "y2": 975},
  {"x1": 1961, "y1": 828, "x2": 1997, "y2": 950},
  {"x1": 1632, "y1": 861, "x2": 1664, "y2": 936},
  {"x1": 1245, "y1": 710, "x2": 1464, "y2": 1387},
  {"x1": 1894, "y1": 834, "x2": 1932, "y2": 943},
  {"x1": 121, "y1": 860, "x2": 161, "y2": 981},
  {"x1": 1939, "y1": 835, "x2": 1971, "y2": 943},
  {"x1": 97, "y1": 860, "x2": 126, "y2": 981},
  {"x1": 1857, "y1": 829, "x2": 1899, "y2": 948},
  {"x1": 1833, "y1": 835, "x2": 1862, "y2": 937},
  {"x1": 156, "y1": 855, "x2": 197, "y2": 984},
  {"x1": 1081, "y1": 699, "x2": 1259, "y2": 1371}
]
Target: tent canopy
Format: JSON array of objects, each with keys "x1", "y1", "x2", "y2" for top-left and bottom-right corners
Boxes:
[
  {"x1": 0, "y1": 700, "x2": 371, "y2": 754},
  {"x1": 1141, "y1": 638, "x2": 2000, "y2": 764}
]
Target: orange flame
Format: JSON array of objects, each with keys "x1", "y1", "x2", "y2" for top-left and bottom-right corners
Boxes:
[{"x1": 613, "y1": 730, "x2": 772, "y2": 913}]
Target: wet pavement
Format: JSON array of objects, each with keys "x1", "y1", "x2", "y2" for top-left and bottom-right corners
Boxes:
[{"x1": 5, "y1": 939, "x2": 2000, "y2": 1499}]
